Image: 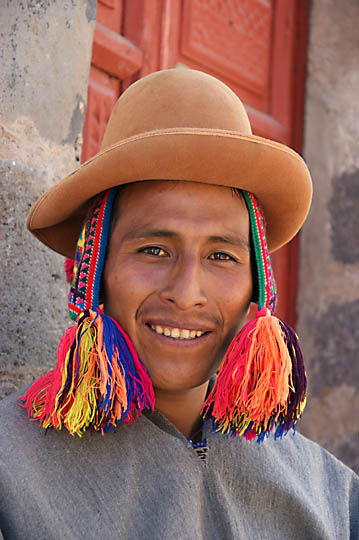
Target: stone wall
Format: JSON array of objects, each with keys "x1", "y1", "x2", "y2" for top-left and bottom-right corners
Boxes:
[
  {"x1": 0, "y1": 1, "x2": 96, "y2": 397},
  {"x1": 297, "y1": 0, "x2": 359, "y2": 473}
]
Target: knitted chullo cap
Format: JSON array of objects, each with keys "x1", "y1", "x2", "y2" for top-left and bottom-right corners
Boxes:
[{"x1": 20, "y1": 69, "x2": 311, "y2": 440}]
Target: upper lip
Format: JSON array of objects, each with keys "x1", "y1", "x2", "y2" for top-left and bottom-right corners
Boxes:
[{"x1": 145, "y1": 318, "x2": 215, "y2": 332}]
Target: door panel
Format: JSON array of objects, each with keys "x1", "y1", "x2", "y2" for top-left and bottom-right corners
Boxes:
[
  {"x1": 180, "y1": 0, "x2": 272, "y2": 112},
  {"x1": 81, "y1": 0, "x2": 143, "y2": 162},
  {"x1": 159, "y1": 0, "x2": 303, "y2": 145},
  {"x1": 81, "y1": 66, "x2": 120, "y2": 162},
  {"x1": 97, "y1": 0, "x2": 123, "y2": 32}
]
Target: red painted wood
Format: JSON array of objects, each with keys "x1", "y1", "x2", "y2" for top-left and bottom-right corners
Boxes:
[
  {"x1": 81, "y1": 0, "x2": 144, "y2": 161},
  {"x1": 81, "y1": 66, "x2": 120, "y2": 162},
  {"x1": 123, "y1": 0, "x2": 164, "y2": 78},
  {"x1": 265, "y1": 0, "x2": 309, "y2": 325},
  {"x1": 159, "y1": 0, "x2": 300, "y2": 145},
  {"x1": 97, "y1": 0, "x2": 122, "y2": 33},
  {"x1": 181, "y1": 0, "x2": 272, "y2": 109},
  {"x1": 159, "y1": 0, "x2": 182, "y2": 69},
  {"x1": 92, "y1": 23, "x2": 143, "y2": 79},
  {"x1": 290, "y1": 0, "x2": 309, "y2": 153},
  {"x1": 270, "y1": 0, "x2": 309, "y2": 326}
]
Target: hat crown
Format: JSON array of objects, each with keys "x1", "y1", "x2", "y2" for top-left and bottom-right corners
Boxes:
[{"x1": 100, "y1": 69, "x2": 252, "y2": 150}]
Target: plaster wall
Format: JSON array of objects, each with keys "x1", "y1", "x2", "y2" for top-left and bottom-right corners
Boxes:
[
  {"x1": 0, "y1": 1, "x2": 96, "y2": 397},
  {"x1": 297, "y1": 0, "x2": 359, "y2": 473}
]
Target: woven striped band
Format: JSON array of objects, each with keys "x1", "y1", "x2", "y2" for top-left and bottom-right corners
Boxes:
[
  {"x1": 68, "y1": 187, "x2": 276, "y2": 320},
  {"x1": 68, "y1": 187, "x2": 118, "y2": 321},
  {"x1": 242, "y1": 191, "x2": 277, "y2": 314}
]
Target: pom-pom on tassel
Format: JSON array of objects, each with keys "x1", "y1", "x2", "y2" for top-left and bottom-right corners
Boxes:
[
  {"x1": 201, "y1": 307, "x2": 307, "y2": 442},
  {"x1": 19, "y1": 309, "x2": 155, "y2": 436}
]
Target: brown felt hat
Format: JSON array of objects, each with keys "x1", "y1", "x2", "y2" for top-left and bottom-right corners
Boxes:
[{"x1": 27, "y1": 68, "x2": 312, "y2": 258}]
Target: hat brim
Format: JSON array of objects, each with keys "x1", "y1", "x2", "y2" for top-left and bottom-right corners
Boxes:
[{"x1": 27, "y1": 128, "x2": 312, "y2": 258}]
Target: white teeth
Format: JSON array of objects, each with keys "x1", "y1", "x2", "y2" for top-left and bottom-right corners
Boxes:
[
  {"x1": 150, "y1": 325, "x2": 205, "y2": 340},
  {"x1": 180, "y1": 329, "x2": 190, "y2": 339}
]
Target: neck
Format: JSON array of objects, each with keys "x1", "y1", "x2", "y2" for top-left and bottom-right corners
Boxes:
[{"x1": 154, "y1": 382, "x2": 209, "y2": 439}]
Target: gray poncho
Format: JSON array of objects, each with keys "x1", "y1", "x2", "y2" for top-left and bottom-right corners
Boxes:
[{"x1": 0, "y1": 392, "x2": 358, "y2": 540}]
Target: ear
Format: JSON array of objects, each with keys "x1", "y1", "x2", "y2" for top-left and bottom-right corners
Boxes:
[{"x1": 245, "y1": 302, "x2": 257, "y2": 323}]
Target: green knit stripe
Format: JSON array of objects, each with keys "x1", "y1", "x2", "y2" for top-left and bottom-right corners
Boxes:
[{"x1": 243, "y1": 191, "x2": 267, "y2": 309}]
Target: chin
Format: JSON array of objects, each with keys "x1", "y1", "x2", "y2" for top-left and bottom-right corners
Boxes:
[
  {"x1": 143, "y1": 358, "x2": 220, "y2": 394},
  {"x1": 151, "y1": 377, "x2": 209, "y2": 394}
]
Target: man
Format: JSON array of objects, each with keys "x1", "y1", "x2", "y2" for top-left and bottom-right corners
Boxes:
[{"x1": 0, "y1": 69, "x2": 357, "y2": 539}]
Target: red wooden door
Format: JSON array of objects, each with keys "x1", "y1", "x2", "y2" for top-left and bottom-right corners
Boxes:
[
  {"x1": 81, "y1": 0, "x2": 143, "y2": 162},
  {"x1": 82, "y1": 0, "x2": 308, "y2": 326}
]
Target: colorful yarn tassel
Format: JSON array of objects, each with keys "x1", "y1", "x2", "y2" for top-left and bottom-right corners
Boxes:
[
  {"x1": 201, "y1": 307, "x2": 306, "y2": 441},
  {"x1": 20, "y1": 309, "x2": 155, "y2": 436},
  {"x1": 201, "y1": 190, "x2": 307, "y2": 441},
  {"x1": 19, "y1": 188, "x2": 155, "y2": 436}
]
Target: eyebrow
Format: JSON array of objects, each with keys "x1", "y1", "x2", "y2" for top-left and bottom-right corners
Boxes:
[
  {"x1": 121, "y1": 227, "x2": 249, "y2": 250},
  {"x1": 207, "y1": 234, "x2": 249, "y2": 249},
  {"x1": 121, "y1": 228, "x2": 176, "y2": 242}
]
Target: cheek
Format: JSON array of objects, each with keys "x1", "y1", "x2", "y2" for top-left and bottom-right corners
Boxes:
[
  {"x1": 103, "y1": 258, "x2": 131, "y2": 316},
  {"x1": 218, "y1": 272, "x2": 253, "y2": 332},
  {"x1": 214, "y1": 296, "x2": 251, "y2": 364},
  {"x1": 103, "y1": 257, "x2": 160, "y2": 319}
]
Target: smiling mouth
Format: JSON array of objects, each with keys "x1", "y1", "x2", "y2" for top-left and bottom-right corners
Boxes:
[{"x1": 147, "y1": 324, "x2": 208, "y2": 340}]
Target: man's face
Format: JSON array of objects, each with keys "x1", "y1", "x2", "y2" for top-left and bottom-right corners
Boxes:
[{"x1": 103, "y1": 180, "x2": 252, "y2": 392}]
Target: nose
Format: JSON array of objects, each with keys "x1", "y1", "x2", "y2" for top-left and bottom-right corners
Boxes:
[{"x1": 159, "y1": 254, "x2": 208, "y2": 310}]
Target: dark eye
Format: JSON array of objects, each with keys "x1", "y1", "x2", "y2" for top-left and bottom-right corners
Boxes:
[
  {"x1": 139, "y1": 246, "x2": 168, "y2": 257},
  {"x1": 209, "y1": 252, "x2": 236, "y2": 262}
]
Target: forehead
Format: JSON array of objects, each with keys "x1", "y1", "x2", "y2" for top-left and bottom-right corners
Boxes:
[{"x1": 112, "y1": 180, "x2": 249, "y2": 240}]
